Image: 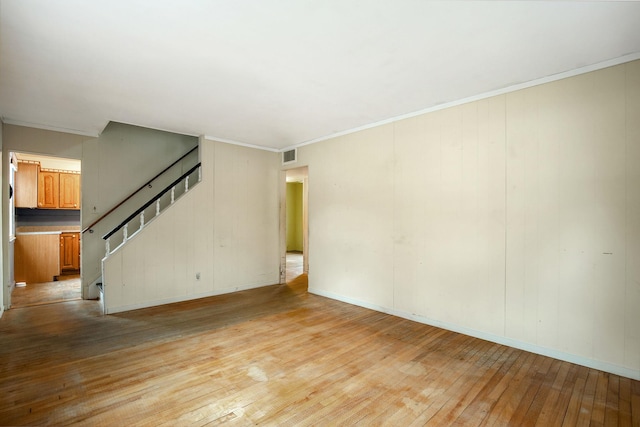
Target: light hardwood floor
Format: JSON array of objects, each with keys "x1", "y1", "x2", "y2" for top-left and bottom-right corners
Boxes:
[
  {"x1": 10, "y1": 276, "x2": 81, "y2": 308},
  {"x1": 0, "y1": 274, "x2": 638, "y2": 426}
]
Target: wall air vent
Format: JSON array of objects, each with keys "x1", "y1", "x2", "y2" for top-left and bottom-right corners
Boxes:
[{"x1": 282, "y1": 148, "x2": 297, "y2": 165}]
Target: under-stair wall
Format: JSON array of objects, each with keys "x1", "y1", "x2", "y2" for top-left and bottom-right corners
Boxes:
[
  {"x1": 102, "y1": 137, "x2": 280, "y2": 313},
  {"x1": 81, "y1": 122, "x2": 198, "y2": 298}
]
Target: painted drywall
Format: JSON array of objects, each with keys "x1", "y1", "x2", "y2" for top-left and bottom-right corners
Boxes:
[
  {"x1": 297, "y1": 60, "x2": 640, "y2": 379},
  {"x1": 102, "y1": 138, "x2": 280, "y2": 313},
  {"x1": 286, "y1": 182, "x2": 303, "y2": 252}
]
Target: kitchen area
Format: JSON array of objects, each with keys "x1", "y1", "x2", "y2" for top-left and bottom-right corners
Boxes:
[{"x1": 10, "y1": 152, "x2": 81, "y2": 306}]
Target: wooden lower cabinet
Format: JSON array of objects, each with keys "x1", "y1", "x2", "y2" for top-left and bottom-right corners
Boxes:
[
  {"x1": 14, "y1": 234, "x2": 61, "y2": 284},
  {"x1": 14, "y1": 231, "x2": 81, "y2": 284},
  {"x1": 60, "y1": 233, "x2": 80, "y2": 272}
]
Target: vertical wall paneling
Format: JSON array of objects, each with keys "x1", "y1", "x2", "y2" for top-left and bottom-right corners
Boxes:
[
  {"x1": 302, "y1": 60, "x2": 640, "y2": 379},
  {"x1": 534, "y1": 80, "x2": 562, "y2": 351},
  {"x1": 505, "y1": 87, "x2": 540, "y2": 344},
  {"x1": 308, "y1": 126, "x2": 395, "y2": 308},
  {"x1": 420, "y1": 112, "x2": 445, "y2": 321},
  {"x1": 213, "y1": 142, "x2": 240, "y2": 288},
  {"x1": 590, "y1": 66, "x2": 626, "y2": 366},
  {"x1": 472, "y1": 97, "x2": 506, "y2": 336},
  {"x1": 393, "y1": 114, "x2": 428, "y2": 316},
  {"x1": 625, "y1": 60, "x2": 640, "y2": 371},
  {"x1": 121, "y1": 240, "x2": 144, "y2": 304},
  {"x1": 102, "y1": 139, "x2": 279, "y2": 313},
  {"x1": 556, "y1": 74, "x2": 598, "y2": 358},
  {"x1": 102, "y1": 251, "x2": 123, "y2": 310},
  {"x1": 196, "y1": 139, "x2": 215, "y2": 293}
]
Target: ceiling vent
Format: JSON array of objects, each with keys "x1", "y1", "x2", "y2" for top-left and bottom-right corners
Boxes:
[{"x1": 282, "y1": 148, "x2": 297, "y2": 165}]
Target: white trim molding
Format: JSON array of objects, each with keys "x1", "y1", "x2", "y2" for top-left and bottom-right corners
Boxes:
[{"x1": 281, "y1": 52, "x2": 640, "y2": 153}]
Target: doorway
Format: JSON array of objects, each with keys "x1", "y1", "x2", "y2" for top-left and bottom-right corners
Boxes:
[
  {"x1": 10, "y1": 152, "x2": 82, "y2": 308},
  {"x1": 283, "y1": 167, "x2": 308, "y2": 283}
]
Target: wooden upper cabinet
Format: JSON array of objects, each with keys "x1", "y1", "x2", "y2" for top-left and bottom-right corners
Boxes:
[
  {"x1": 38, "y1": 171, "x2": 59, "y2": 209},
  {"x1": 59, "y1": 173, "x2": 81, "y2": 209},
  {"x1": 36, "y1": 170, "x2": 81, "y2": 209},
  {"x1": 15, "y1": 162, "x2": 39, "y2": 208}
]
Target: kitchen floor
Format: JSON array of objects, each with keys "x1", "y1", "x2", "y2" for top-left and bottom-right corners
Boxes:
[{"x1": 11, "y1": 275, "x2": 81, "y2": 308}]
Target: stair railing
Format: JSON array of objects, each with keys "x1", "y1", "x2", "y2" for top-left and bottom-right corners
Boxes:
[
  {"x1": 82, "y1": 145, "x2": 199, "y2": 235},
  {"x1": 103, "y1": 162, "x2": 201, "y2": 257}
]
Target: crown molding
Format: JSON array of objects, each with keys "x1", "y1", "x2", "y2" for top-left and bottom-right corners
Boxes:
[{"x1": 281, "y1": 52, "x2": 640, "y2": 153}]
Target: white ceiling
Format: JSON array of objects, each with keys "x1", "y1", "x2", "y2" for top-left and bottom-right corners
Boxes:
[{"x1": 1, "y1": 1, "x2": 640, "y2": 151}]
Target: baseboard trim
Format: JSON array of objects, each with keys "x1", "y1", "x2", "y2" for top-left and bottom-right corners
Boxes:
[{"x1": 308, "y1": 287, "x2": 640, "y2": 381}]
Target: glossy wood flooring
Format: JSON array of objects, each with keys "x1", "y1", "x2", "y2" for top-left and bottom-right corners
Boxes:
[
  {"x1": 0, "y1": 274, "x2": 638, "y2": 426},
  {"x1": 10, "y1": 275, "x2": 81, "y2": 308}
]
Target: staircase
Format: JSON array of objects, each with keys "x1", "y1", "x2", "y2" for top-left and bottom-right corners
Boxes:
[
  {"x1": 102, "y1": 162, "x2": 201, "y2": 257},
  {"x1": 82, "y1": 146, "x2": 201, "y2": 308}
]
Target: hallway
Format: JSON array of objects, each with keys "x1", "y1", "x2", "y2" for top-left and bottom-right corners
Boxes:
[{"x1": 285, "y1": 251, "x2": 303, "y2": 283}]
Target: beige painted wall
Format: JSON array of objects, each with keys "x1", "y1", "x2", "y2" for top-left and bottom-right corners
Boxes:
[
  {"x1": 298, "y1": 60, "x2": 640, "y2": 379},
  {"x1": 286, "y1": 182, "x2": 303, "y2": 252},
  {"x1": 102, "y1": 138, "x2": 280, "y2": 313},
  {"x1": 0, "y1": 119, "x2": 3, "y2": 315}
]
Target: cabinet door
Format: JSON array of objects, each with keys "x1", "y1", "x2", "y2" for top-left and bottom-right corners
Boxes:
[
  {"x1": 60, "y1": 233, "x2": 80, "y2": 271},
  {"x1": 15, "y1": 162, "x2": 39, "y2": 208},
  {"x1": 59, "y1": 173, "x2": 80, "y2": 209},
  {"x1": 38, "y1": 171, "x2": 59, "y2": 208}
]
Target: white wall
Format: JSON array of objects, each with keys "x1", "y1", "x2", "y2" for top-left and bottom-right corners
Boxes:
[
  {"x1": 102, "y1": 138, "x2": 281, "y2": 313},
  {"x1": 298, "y1": 60, "x2": 640, "y2": 380}
]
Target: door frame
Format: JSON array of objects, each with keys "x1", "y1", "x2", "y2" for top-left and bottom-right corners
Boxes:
[
  {"x1": 280, "y1": 166, "x2": 309, "y2": 283},
  {"x1": 5, "y1": 151, "x2": 83, "y2": 308}
]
